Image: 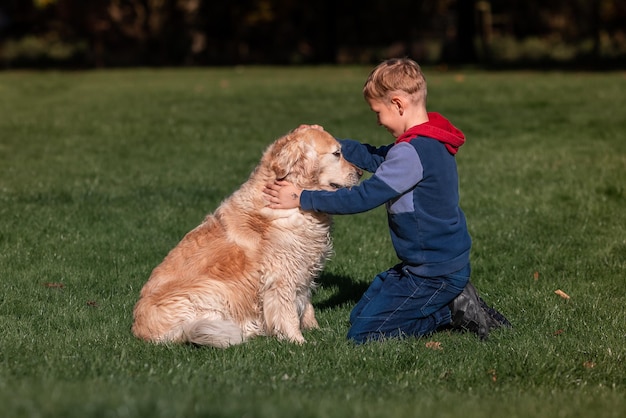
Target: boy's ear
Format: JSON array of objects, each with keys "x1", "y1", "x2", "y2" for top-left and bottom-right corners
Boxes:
[{"x1": 390, "y1": 96, "x2": 405, "y2": 114}]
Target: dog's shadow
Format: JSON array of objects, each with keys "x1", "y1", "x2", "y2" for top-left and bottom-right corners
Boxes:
[{"x1": 314, "y1": 273, "x2": 369, "y2": 310}]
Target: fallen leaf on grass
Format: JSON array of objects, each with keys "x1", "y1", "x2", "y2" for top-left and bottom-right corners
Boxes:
[
  {"x1": 439, "y1": 370, "x2": 453, "y2": 380},
  {"x1": 487, "y1": 368, "x2": 497, "y2": 382},
  {"x1": 553, "y1": 329, "x2": 564, "y2": 336},
  {"x1": 425, "y1": 341, "x2": 443, "y2": 350},
  {"x1": 86, "y1": 301, "x2": 99, "y2": 307},
  {"x1": 43, "y1": 283, "x2": 64, "y2": 289},
  {"x1": 583, "y1": 361, "x2": 596, "y2": 369},
  {"x1": 533, "y1": 271, "x2": 540, "y2": 281},
  {"x1": 554, "y1": 289, "x2": 570, "y2": 299}
]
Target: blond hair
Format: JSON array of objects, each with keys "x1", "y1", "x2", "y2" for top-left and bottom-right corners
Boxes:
[{"x1": 363, "y1": 58, "x2": 427, "y2": 104}]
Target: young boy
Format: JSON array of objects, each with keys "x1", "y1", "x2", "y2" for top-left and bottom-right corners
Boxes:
[{"x1": 264, "y1": 58, "x2": 509, "y2": 343}]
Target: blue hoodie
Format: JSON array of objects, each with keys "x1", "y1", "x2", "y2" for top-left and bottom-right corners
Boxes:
[{"x1": 299, "y1": 118, "x2": 471, "y2": 277}]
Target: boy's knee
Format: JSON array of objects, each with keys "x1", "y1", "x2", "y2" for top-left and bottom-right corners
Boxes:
[
  {"x1": 347, "y1": 323, "x2": 365, "y2": 340},
  {"x1": 346, "y1": 321, "x2": 376, "y2": 343},
  {"x1": 347, "y1": 320, "x2": 395, "y2": 343}
]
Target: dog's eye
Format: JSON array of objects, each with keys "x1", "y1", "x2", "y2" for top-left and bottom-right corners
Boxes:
[{"x1": 333, "y1": 151, "x2": 341, "y2": 158}]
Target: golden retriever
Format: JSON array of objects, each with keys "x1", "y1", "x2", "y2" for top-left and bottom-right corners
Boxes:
[{"x1": 132, "y1": 127, "x2": 361, "y2": 348}]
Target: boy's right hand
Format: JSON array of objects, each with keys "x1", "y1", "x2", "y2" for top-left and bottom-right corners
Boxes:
[
  {"x1": 293, "y1": 124, "x2": 325, "y2": 133},
  {"x1": 263, "y1": 180, "x2": 302, "y2": 209}
]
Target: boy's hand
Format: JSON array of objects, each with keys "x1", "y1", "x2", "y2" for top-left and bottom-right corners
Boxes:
[
  {"x1": 263, "y1": 180, "x2": 302, "y2": 209},
  {"x1": 293, "y1": 124, "x2": 325, "y2": 133}
]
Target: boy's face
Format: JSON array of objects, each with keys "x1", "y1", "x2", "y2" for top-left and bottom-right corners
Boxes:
[{"x1": 367, "y1": 98, "x2": 404, "y2": 138}]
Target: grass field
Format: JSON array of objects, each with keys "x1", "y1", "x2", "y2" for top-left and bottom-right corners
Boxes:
[{"x1": 0, "y1": 66, "x2": 625, "y2": 418}]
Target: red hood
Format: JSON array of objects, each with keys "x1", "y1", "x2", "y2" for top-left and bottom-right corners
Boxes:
[{"x1": 395, "y1": 112, "x2": 465, "y2": 155}]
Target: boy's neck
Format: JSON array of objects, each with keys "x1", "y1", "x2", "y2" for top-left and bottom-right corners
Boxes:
[{"x1": 402, "y1": 106, "x2": 429, "y2": 133}]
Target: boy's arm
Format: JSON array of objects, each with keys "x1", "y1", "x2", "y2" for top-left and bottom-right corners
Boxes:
[
  {"x1": 265, "y1": 143, "x2": 421, "y2": 214},
  {"x1": 299, "y1": 175, "x2": 397, "y2": 214},
  {"x1": 300, "y1": 143, "x2": 422, "y2": 214},
  {"x1": 263, "y1": 176, "x2": 398, "y2": 213},
  {"x1": 339, "y1": 139, "x2": 394, "y2": 172}
]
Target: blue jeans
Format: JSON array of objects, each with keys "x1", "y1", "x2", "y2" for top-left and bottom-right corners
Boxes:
[{"x1": 347, "y1": 263, "x2": 470, "y2": 343}]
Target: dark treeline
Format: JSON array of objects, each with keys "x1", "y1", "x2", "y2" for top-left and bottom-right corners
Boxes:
[{"x1": 1, "y1": 0, "x2": 625, "y2": 68}]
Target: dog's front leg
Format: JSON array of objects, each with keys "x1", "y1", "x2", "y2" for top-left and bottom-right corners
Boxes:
[
  {"x1": 262, "y1": 284, "x2": 305, "y2": 344},
  {"x1": 300, "y1": 302, "x2": 319, "y2": 330}
]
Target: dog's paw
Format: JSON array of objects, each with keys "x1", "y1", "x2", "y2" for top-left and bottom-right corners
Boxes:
[
  {"x1": 288, "y1": 333, "x2": 306, "y2": 345},
  {"x1": 301, "y1": 317, "x2": 319, "y2": 330}
]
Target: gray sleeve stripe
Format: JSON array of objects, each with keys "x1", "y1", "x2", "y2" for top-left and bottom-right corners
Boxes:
[{"x1": 374, "y1": 143, "x2": 423, "y2": 193}]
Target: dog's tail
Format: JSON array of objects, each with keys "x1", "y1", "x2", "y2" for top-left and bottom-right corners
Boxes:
[{"x1": 181, "y1": 318, "x2": 246, "y2": 348}]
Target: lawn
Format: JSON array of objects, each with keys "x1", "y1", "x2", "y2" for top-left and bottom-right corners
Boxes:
[{"x1": 0, "y1": 66, "x2": 625, "y2": 418}]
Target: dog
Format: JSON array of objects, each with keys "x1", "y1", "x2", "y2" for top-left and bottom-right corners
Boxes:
[{"x1": 132, "y1": 127, "x2": 361, "y2": 348}]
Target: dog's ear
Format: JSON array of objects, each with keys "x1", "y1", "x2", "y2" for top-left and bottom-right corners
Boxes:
[
  {"x1": 269, "y1": 132, "x2": 317, "y2": 181},
  {"x1": 269, "y1": 133, "x2": 299, "y2": 179}
]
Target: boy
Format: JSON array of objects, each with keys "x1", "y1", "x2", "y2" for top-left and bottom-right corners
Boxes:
[{"x1": 264, "y1": 58, "x2": 509, "y2": 343}]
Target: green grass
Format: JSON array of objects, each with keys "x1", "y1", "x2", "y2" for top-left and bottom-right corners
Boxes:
[{"x1": 1, "y1": 67, "x2": 625, "y2": 417}]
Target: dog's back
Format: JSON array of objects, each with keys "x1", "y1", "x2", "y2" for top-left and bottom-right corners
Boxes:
[{"x1": 132, "y1": 199, "x2": 268, "y2": 344}]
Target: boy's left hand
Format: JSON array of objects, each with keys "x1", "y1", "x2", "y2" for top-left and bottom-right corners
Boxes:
[{"x1": 263, "y1": 180, "x2": 302, "y2": 209}]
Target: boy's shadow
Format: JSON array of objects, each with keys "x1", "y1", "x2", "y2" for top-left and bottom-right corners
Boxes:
[{"x1": 314, "y1": 272, "x2": 369, "y2": 310}]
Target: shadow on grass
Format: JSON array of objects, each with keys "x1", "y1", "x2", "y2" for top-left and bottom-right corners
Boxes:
[{"x1": 314, "y1": 272, "x2": 370, "y2": 310}]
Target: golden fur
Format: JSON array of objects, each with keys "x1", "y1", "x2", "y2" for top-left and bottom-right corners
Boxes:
[{"x1": 132, "y1": 128, "x2": 361, "y2": 348}]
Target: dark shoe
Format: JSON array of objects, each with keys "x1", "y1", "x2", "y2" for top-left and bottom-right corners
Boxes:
[
  {"x1": 478, "y1": 296, "x2": 512, "y2": 330},
  {"x1": 449, "y1": 282, "x2": 490, "y2": 340}
]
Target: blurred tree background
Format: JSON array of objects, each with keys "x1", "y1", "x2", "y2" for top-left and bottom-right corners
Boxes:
[{"x1": 0, "y1": 0, "x2": 624, "y2": 68}]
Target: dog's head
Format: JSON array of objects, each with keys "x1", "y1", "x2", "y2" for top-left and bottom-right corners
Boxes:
[{"x1": 268, "y1": 128, "x2": 362, "y2": 191}]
